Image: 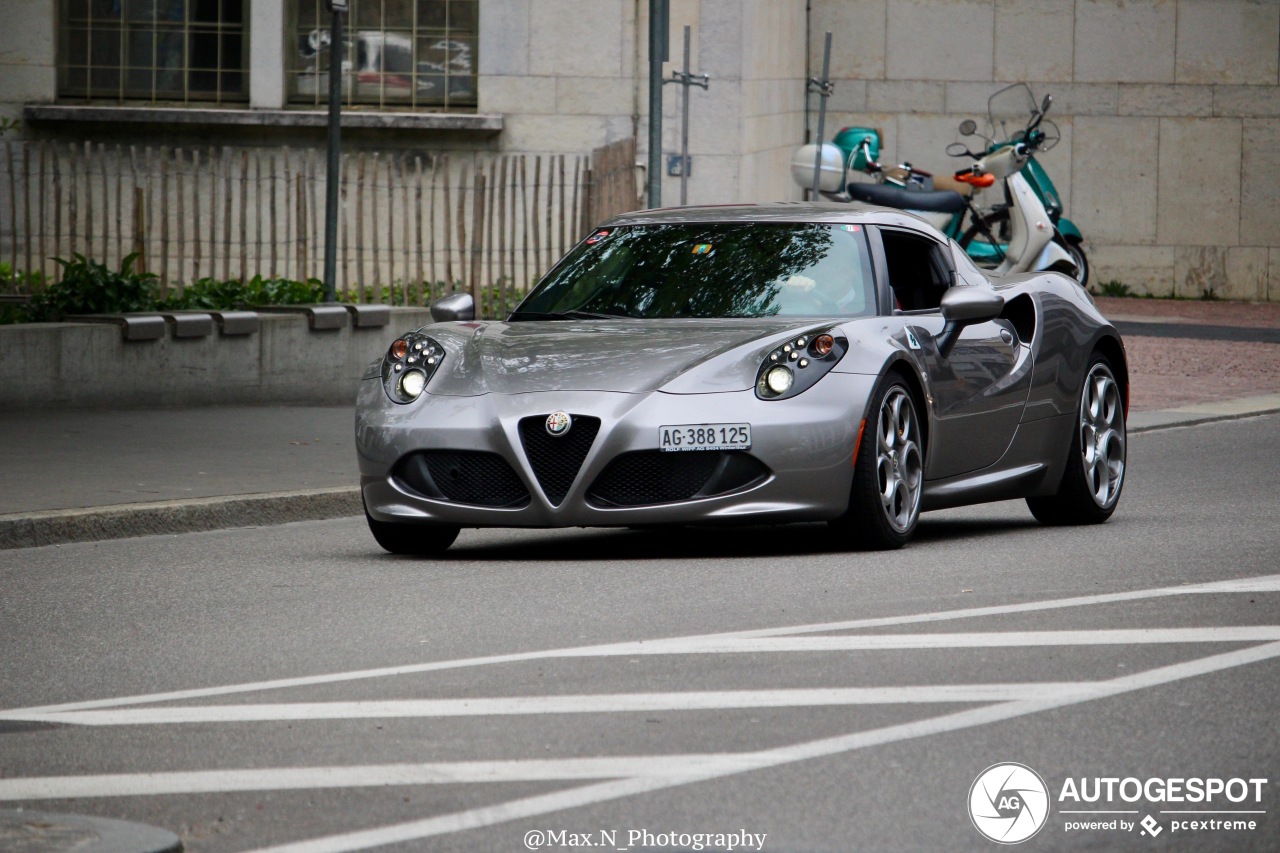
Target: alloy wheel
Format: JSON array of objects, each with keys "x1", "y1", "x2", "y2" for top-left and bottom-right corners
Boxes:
[
  {"x1": 876, "y1": 387, "x2": 924, "y2": 532},
  {"x1": 1078, "y1": 364, "x2": 1125, "y2": 509}
]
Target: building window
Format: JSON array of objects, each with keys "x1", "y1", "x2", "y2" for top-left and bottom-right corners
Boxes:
[
  {"x1": 291, "y1": 0, "x2": 477, "y2": 110},
  {"x1": 59, "y1": 0, "x2": 247, "y2": 104}
]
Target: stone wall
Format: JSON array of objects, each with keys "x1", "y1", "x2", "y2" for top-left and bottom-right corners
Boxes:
[
  {"x1": 0, "y1": 0, "x2": 53, "y2": 128},
  {"x1": 809, "y1": 0, "x2": 1280, "y2": 300},
  {"x1": 479, "y1": 0, "x2": 808, "y2": 206},
  {"x1": 0, "y1": 308, "x2": 433, "y2": 409},
  {"x1": 4, "y1": 1, "x2": 1279, "y2": 299}
]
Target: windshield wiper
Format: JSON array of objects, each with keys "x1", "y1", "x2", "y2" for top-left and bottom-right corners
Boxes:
[{"x1": 508, "y1": 309, "x2": 632, "y2": 321}]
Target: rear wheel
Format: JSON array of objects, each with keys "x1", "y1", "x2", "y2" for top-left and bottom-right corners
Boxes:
[
  {"x1": 1059, "y1": 237, "x2": 1089, "y2": 288},
  {"x1": 1027, "y1": 356, "x2": 1125, "y2": 525},
  {"x1": 832, "y1": 377, "x2": 924, "y2": 550},
  {"x1": 365, "y1": 505, "x2": 460, "y2": 556}
]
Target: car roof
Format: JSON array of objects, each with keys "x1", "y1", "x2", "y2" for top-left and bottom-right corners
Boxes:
[{"x1": 601, "y1": 201, "x2": 935, "y2": 230}]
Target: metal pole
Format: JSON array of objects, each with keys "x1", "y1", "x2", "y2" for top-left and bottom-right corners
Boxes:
[
  {"x1": 647, "y1": 0, "x2": 668, "y2": 208},
  {"x1": 664, "y1": 26, "x2": 708, "y2": 207},
  {"x1": 322, "y1": 8, "x2": 344, "y2": 302},
  {"x1": 810, "y1": 32, "x2": 833, "y2": 199},
  {"x1": 679, "y1": 25, "x2": 691, "y2": 206}
]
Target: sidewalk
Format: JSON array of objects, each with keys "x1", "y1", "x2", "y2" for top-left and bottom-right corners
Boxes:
[{"x1": 1, "y1": 297, "x2": 1276, "y2": 549}]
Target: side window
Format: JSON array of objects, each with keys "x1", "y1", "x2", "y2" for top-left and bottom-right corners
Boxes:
[{"x1": 880, "y1": 229, "x2": 954, "y2": 312}]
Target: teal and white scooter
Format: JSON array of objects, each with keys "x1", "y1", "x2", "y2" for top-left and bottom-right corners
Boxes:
[
  {"x1": 955, "y1": 83, "x2": 1088, "y2": 287},
  {"x1": 791, "y1": 85, "x2": 1086, "y2": 285}
]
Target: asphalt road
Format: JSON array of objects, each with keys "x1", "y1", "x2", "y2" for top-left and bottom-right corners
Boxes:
[{"x1": 1, "y1": 415, "x2": 1277, "y2": 853}]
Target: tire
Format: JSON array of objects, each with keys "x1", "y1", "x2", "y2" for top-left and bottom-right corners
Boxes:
[
  {"x1": 1026, "y1": 356, "x2": 1126, "y2": 526},
  {"x1": 1064, "y1": 237, "x2": 1089, "y2": 289},
  {"x1": 831, "y1": 376, "x2": 924, "y2": 550},
  {"x1": 365, "y1": 507, "x2": 460, "y2": 555}
]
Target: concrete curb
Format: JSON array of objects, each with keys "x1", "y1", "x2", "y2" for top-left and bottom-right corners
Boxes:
[
  {"x1": 1, "y1": 401, "x2": 1274, "y2": 551},
  {"x1": 1128, "y1": 393, "x2": 1280, "y2": 433},
  {"x1": 0, "y1": 487, "x2": 361, "y2": 550}
]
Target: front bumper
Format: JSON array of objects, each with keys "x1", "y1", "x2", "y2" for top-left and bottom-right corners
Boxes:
[{"x1": 356, "y1": 373, "x2": 876, "y2": 527}]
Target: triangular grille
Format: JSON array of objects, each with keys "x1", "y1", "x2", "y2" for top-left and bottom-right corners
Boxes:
[{"x1": 518, "y1": 415, "x2": 601, "y2": 506}]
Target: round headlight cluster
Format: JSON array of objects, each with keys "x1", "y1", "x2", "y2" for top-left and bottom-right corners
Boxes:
[
  {"x1": 382, "y1": 333, "x2": 444, "y2": 403},
  {"x1": 755, "y1": 329, "x2": 847, "y2": 400},
  {"x1": 398, "y1": 369, "x2": 427, "y2": 399},
  {"x1": 759, "y1": 365, "x2": 794, "y2": 397}
]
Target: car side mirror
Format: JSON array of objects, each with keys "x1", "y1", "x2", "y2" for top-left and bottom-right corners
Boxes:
[
  {"x1": 430, "y1": 292, "x2": 475, "y2": 323},
  {"x1": 935, "y1": 287, "x2": 1005, "y2": 358}
]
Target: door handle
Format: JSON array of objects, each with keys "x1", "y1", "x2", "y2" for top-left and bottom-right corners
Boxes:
[{"x1": 1000, "y1": 329, "x2": 1015, "y2": 345}]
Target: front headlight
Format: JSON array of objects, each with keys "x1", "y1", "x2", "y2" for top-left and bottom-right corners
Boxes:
[
  {"x1": 381, "y1": 332, "x2": 445, "y2": 403},
  {"x1": 755, "y1": 330, "x2": 848, "y2": 400}
]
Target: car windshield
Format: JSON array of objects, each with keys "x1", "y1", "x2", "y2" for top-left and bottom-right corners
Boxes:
[{"x1": 511, "y1": 222, "x2": 877, "y2": 320}]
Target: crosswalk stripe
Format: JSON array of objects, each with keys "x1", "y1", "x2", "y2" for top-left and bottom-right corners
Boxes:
[
  {"x1": 7, "y1": 683, "x2": 1087, "y2": 727},
  {"x1": 6, "y1": 574, "x2": 1276, "y2": 718}
]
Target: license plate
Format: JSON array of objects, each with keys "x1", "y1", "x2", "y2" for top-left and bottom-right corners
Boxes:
[{"x1": 659, "y1": 423, "x2": 752, "y2": 452}]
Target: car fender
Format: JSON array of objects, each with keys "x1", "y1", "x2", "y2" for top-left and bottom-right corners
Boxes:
[{"x1": 832, "y1": 327, "x2": 934, "y2": 462}]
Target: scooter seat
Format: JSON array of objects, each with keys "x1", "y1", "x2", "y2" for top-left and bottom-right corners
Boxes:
[{"x1": 848, "y1": 182, "x2": 968, "y2": 214}]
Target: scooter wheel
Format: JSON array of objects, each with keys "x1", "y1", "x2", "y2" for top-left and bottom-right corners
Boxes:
[{"x1": 1063, "y1": 238, "x2": 1090, "y2": 289}]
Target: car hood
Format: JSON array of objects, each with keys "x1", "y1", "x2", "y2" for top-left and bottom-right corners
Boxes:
[{"x1": 421, "y1": 318, "x2": 843, "y2": 396}]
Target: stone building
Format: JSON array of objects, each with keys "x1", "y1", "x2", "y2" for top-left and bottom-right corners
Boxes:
[{"x1": 1, "y1": 0, "x2": 1278, "y2": 300}]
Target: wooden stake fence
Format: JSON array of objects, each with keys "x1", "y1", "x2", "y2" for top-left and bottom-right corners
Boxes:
[{"x1": 0, "y1": 137, "x2": 638, "y2": 313}]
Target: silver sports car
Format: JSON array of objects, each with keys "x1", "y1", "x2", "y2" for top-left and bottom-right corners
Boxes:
[{"x1": 356, "y1": 203, "x2": 1127, "y2": 554}]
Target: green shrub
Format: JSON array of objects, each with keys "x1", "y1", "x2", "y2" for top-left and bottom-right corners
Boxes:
[
  {"x1": 165, "y1": 275, "x2": 324, "y2": 310},
  {"x1": 0, "y1": 262, "x2": 47, "y2": 293},
  {"x1": 1095, "y1": 279, "x2": 1132, "y2": 298},
  {"x1": 23, "y1": 253, "x2": 158, "y2": 322}
]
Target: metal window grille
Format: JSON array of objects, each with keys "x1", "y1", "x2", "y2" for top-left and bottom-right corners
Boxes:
[
  {"x1": 59, "y1": 0, "x2": 248, "y2": 104},
  {"x1": 290, "y1": 0, "x2": 477, "y2": 110}
]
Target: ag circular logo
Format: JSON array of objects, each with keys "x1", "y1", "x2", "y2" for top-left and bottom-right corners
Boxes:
[
  {"x1": 969, "y1": 763, "x2": 1050, "y2": 844},
  {"x1": 545, "y1": 411, "x2": 573, "y2": 437}
]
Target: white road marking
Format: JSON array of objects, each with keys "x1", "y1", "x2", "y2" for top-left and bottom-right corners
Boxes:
[
  {"x1": 10, "y1": 684, "x2": 1088, "y2": 727},
  {"x1": 5, "y1": 640, "x2": 1279, "y2": 809},
  {"x1": 5, "y1": 574, "x2": 1277, "y2": 717},
  {"x1": 241, "y1": 641, "x2": 1280, "y2": 853},
  {"x1": 5, "y1": 575, "x2": 1279, "y2": 851},
  {"x1": 0, "y1": 756, "x2": 766, "y2": 801}
]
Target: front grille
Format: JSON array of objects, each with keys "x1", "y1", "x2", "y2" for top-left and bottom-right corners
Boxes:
[
  {"x1": 518, "y1": 415, "x2": 601, "y2": 506},
  {"x1": 587, "y1": 451, "x2": 769, "y2": 507},
  {"x1": 392, "y1": 450, "x2": 530, "y2": 508}
]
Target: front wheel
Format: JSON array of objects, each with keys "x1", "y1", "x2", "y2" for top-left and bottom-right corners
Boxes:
[
  {"x1": 365, "y1": 507, "x2": 460, "y2": 556},
  {"x1": 1026, "y1": 357, "x2": 1126, "y2": 525},
  {"x1": 831, "y1": 377, "x2": 924, "y2": 550}
]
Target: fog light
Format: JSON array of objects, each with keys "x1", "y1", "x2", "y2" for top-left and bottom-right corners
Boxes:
[
  {"x1": 399, "y1": 369, "x2": 427, "y2": 400},
  {"x1": 764, "y1": 365, "x2": 793, "y2": 395}
]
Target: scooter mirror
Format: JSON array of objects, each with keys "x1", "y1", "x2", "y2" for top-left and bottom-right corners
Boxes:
[
  {"x1": 958, "y1": 119, "x2": 977, "y2": 136},
  {"x1": 1041, "y1": 94, "x2": 1053, "y2": 115},
  {"x1": 946, "y1": 142, "x2": 972, "y2": 158}
]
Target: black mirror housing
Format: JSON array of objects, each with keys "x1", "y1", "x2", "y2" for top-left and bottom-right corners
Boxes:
[{"x1": 936, "y1": 287, "x2": 1005, "y2": 358}]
